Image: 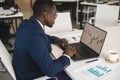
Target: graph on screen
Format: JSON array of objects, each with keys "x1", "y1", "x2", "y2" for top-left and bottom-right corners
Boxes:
[
  {"x1": 84, "y1": 29, "x2": 104, "y2": 45},
  {"x1": 81, "y1": 23, "x2": 107, "y2": 53}
]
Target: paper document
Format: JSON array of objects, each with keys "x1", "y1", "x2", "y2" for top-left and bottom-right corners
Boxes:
[
  {"x1": 74, "y1": 59, "x2": 120, "y2": 80},
  {"x1": 64, "y1": 35, "x2": 80, "y2": 44}
]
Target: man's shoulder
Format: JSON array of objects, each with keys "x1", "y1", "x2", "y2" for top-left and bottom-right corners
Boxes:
[{"x1": 21, "y1": 16, "x2": 37, "y2": 25}]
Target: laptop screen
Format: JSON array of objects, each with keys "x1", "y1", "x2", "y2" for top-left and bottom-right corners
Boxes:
[{"x1": 80, "y1": 23, "x2": 107, "y2": 54}]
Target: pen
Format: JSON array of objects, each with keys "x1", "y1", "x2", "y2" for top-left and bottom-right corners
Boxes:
[
  {"x1": 72, "y1": 37, "x2": 77, "y2": 41},
  {"x1": 86, "y1": 59, "x2": 98, "y2": 63}
]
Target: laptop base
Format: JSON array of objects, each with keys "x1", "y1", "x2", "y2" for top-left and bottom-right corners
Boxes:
[{"x1": 70, "y1": 43, "x2": 98, "y2": 61}]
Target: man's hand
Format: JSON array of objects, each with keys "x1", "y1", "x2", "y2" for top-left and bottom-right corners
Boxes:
[
  {"x1": 63, "y1": 46, "x2": 76, "y2": 58},
  {"x1": 56, "y1": 38, "x2": 68, "y2": 50}
]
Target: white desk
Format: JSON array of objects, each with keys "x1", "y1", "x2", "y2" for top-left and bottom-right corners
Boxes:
[
  {"x1": 0, "y1": 11, "x2": 23, "y2": 19},
  {"x1": 51, "y1": 26, "x2": 120, "y2": 80},
  {"x1": 78, "y1": 0, "x2": 119, "y2": 29},
  {"x1": 53, "y1": 0, "x2": 78, "y2": 2},
  {"x1": 49, "y1": 30, "x2": 82, "y2": 44},
  {"x1": 80, "y1": 1, "x2": 119, "y2": 6},
  {"x1": 0, "y1": 7, "x2": 23, "y2": 32}
]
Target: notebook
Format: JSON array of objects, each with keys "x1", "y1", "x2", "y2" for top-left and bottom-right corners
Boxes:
[{"x1": 70, "y1": 23, "x2": 107, "y2": 61}]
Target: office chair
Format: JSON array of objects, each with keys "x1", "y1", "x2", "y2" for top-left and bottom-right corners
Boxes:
[
  {"x1": 0, "y1": 40, "x2": 55, "y2": 80},
  {"x1": 45, "y1": 12, "x2": 79, "y2": 34},
  {"x1": 89, "y1": 4, "x2": 120, "y2": 27},
  {"x1": 0, "y1": 39, "x2": 16, "y2": 80}
]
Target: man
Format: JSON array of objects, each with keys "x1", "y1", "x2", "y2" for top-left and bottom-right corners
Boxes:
[{"x1": 12, "y1": 0, "x2": 75, "y2": 80}]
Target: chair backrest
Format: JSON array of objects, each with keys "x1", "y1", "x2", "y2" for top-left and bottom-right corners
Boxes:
[
  {"x1": 0, "y1": 40, "x2": 16, "y2": 80},
  {"x1": 45, "y1": 12, "x2": 72, "y2": 34},
  {"x1": 95, "y1": 4, "x2": 119, "y2": 27}
]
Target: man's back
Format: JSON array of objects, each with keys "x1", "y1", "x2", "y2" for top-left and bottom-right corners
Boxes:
[{"x1": 12, "y1": 17, "x2": 47, "y2": 80}]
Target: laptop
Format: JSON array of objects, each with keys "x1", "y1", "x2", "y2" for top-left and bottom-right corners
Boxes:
[{"x1": 70, "y1": 23, "x2": 107, "y2": 61}]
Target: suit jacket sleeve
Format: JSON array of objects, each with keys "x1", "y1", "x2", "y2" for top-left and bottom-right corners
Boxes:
[
  {"x1": 46, "y1": 34, "x2": 58, "y2": 44},
  {"x1": 26, "y1": 33, "x2": 70, "y2": 77}
]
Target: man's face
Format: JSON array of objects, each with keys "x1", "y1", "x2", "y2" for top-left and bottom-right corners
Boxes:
[{"x1": 45, "y1": 5, "x2": 57, "y2": 27}]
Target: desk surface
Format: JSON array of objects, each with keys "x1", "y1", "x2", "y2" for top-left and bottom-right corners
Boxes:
[
  {"x1": 81, "y1": 1, "x2": 119, "y2": 6},
  {"x1": 0, "y1": 7, "x2": 23, "y2": 19},
  {"x1": 51, "y1": 26, "x2": 120, "y2": 80}
]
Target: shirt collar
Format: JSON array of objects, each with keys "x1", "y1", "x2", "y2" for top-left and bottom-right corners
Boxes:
[{"x1": 36, "y1": 19, "x2": 45, "y2": 30}]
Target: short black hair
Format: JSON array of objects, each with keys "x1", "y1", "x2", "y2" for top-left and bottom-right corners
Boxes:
[{"x1": 32, "y1": 0, "x2": 55, "y2": 17}]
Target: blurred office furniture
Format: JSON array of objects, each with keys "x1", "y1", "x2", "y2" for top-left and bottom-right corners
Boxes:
[
  {"x1": 0, "y1": 6, "x2": 23, "y2": 33},
  {"x1": 53, "y1": 0, "x2": 79, "y2": 24},
  {"x1": 0, "y1": 39, "x2": 16, "y2": 80},
  {"x1": 90, "y1": 5, "x2": 120, "y2": 27},
  {"x1": 0, "y1": 5, "x2": 23, "y2": 52},
  {"x1": 45, "y1": 12, "x2": 80, "y2": 34},
  {"x1": 0, "y1": 22, "x2": 12, "y2": 49},
  {"x1": 45, "y1": 12, "x2": 72, "y2": 34},
  {"x1": 0, "y1": 0, "x2": 15, "y2": 9},
  {"x1": 77, "y1": 0, "x2": 119, "y2": 29}
]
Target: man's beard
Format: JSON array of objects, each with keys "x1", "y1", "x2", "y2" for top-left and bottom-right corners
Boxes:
[
  {"x1": 45, "y1": 20, "x2": 54, "y2": 28},
  {"x1": 46, "y1": 24, "x2": 53, "y2": 28},
  {"x1": 48, "y1": 25, "x2": 53, "y2": 28}
]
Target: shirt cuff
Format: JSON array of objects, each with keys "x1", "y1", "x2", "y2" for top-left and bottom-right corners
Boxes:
[
  {"x1": 62, "y1": 54, "x2": 71, "y2": 60},
  {"x1": 62, "y1": 54, "x2": 71, "y2": 69}
]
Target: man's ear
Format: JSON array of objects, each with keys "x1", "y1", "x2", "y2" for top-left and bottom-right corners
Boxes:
[{"x1": 44, "y1": 12, "x2": 49, "y2": 18}]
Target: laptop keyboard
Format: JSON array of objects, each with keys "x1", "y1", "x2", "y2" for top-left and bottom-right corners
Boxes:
[{"x1": 70, "y1": 43, "x2": 97, "y2": 61}]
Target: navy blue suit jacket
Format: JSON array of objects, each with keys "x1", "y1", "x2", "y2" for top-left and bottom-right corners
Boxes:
[{"x1": 12, "y1": 16, "x2": 70, "y2": 80}]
